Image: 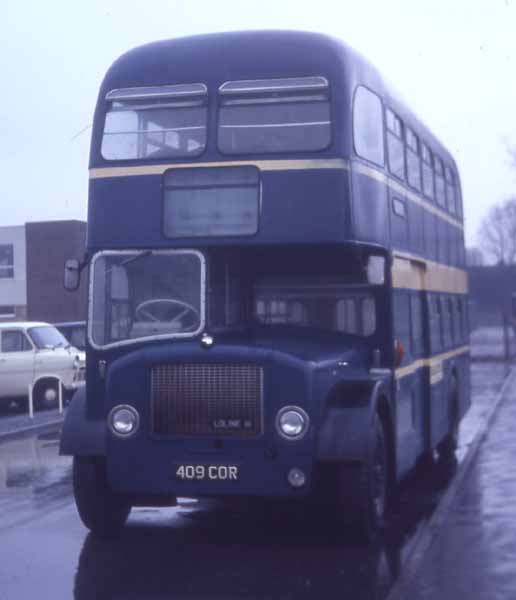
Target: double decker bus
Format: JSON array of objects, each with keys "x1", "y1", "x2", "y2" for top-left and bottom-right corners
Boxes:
[{"x1": 61, "y1": 31, "x2": 469, "y2": 538}]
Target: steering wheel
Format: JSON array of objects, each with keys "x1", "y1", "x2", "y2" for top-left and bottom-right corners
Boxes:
[{"x1": 135, "y1": 299, "x2": 200, "y2": 328}]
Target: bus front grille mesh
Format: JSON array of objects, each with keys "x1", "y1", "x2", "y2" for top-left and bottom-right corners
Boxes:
[{"x1": 151, "y1": 363, "x2": 263, "y2": 437}]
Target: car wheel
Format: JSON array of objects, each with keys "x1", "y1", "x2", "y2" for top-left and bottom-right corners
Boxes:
[
  {"x1": 73, "y1": 456, "x2": 131, "y2": 538},
  {"x1": 336, "y1": 414, "x2": 388, "y2": 540},
  {"x1": 34, "y1": 380, "x2": 59, "y2": 410}
]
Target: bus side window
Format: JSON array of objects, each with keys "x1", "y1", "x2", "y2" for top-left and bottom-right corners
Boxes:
[
  {"x1": 434, "y1": 156, "x2": 446, "y2": 207},
  {"x1": 393, "y1": 292, "x2": 411, "y2": 362},
  {"x1": 430, "y1": 295, "x2": 443, "y2": 353},
  {"x1": 405, "y1": 127, "x2": 422, "y2": 191},
  {"x1": 386, "y1": 108, "x2": 405, "y2": 180},
  {"x1": 445, "y1": 166, "x2": 457, "y2": 214},
  {"x1": 421, "y1": 143, "x2": 434, "y2": 200},
  {"x1": 353, "y1": 86, "x2": 385, "y2": 166},
  {"x1": 410, "y1": 293, "x2": 424, "y2": 356}
]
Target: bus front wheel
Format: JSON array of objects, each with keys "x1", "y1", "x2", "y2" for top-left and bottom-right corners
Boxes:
[
  {"x1": 73, "y1": 456, "x2": 131, "y2": 538},
  {"x1": 336, "y1": 414, "x2": 388, "y2": 539}
]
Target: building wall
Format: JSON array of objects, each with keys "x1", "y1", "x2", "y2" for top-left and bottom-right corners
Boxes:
[
  {"x1": 0, "y1": 225, "x2": 27, "y2": 321},
  {"x1": 26, "y1": 220, "x2": 87, "y2": 323}
]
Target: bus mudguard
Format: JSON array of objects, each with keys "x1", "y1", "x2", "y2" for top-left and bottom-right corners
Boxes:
[
  {"x1": 316, "y1": 379, "x2": 391, "y2": 463},
  {"x1": 60, "y1": 386, "x2": 106, "y2": 456}
]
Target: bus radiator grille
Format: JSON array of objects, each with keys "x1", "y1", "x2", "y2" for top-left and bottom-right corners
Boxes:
[{"x1": 151, "y1": 363, "x2": 263, "y2": 437}]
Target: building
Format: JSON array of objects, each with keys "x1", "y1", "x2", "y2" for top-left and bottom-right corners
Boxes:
[
  {"x1": 0, "y1": 221, "x2": 87, "y2": 323},
  {"x1": 0, "y1": 226, "x2": 27, "y2": 320}
]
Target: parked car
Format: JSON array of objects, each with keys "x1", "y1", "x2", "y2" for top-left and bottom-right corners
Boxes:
[
  {"x1": 54, "y1": 321, "x2": 86, "y2": 351},
  {"x1": 0, "y1": 322, "x2": 85, "y2": 409}
]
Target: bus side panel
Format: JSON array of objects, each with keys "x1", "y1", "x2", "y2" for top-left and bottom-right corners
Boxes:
[
  {"x1": 424, "y1": 211, "x2": 438, "y2": 263},
  {"x1": 407, "y1": 200, "x2": 425, "y2": 258},
  {"x1": 350, "y1": 165, "x2": 389, "y2": 246},
  {"x1": 260, "y1": 170, "x2": 350, "y2": 242},
  {"x1": 389, "y1": 194, "x2": 409, "y2": 252}
]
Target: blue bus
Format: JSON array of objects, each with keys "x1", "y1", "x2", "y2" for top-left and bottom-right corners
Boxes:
[{"x1": 61, "y1": 31, "x2": 469, "y2": 538}]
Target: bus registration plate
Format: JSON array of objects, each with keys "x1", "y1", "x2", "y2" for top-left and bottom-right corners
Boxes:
[{"x1": 174, "y1": 464, "x2": 239, "y2": 481}]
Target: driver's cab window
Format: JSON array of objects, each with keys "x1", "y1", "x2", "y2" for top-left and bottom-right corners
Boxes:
[
  {"x1": 1, "y1": 330, "x2": 32, "y2": 353},
  {"x1": 90, "y1": 250, "x2": 205, "y2": 347}
]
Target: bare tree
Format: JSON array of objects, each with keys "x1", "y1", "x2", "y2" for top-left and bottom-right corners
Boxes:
[{"x1": 478, "y1": 197, "x2": 516, "y2": 264}]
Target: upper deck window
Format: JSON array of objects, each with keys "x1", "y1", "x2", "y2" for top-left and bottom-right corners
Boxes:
[
  {"x1": 434, "y1": 155, "x2": 446, "y2": 208},
  {"x1": 445, "y1": 166, "x2": 457, "y2": 214},
  {"x1": 353, "y1": 86, "x2": 384, "y2": 166},
  {"x1": 101, "y1": 84, "x2": 208, "y2": 160},
  {"x1": 386, "y1": 109, "x2": 405, "y2": 180},
  {"x1": 421, "y1": 143, "x2": 434, "y2": 200},
  {"x1": 405, "y1": 127, "x2": 421, "y2": 191},
  {"x1": 217, "y1": 76, "x2": 331, "y2": 154}
]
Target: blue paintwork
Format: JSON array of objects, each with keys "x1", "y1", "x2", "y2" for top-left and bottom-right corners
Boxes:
[
  {"x1": 60, "y1": 31, "x2": 471, "y2": 499},
  {"x1": 88, "y1": 170, "x2": 351, "y2": 249},
  {"x1": 102, "y1": 332, "x2": 372, "y2": 496}
]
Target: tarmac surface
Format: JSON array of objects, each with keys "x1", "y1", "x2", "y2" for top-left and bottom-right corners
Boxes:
[
  {"x1": 392, "y1": 367, "x2": 516, "y2": 600},
  {"x1": 0, "y1": 360, "x2": 511, "y2": 600}
]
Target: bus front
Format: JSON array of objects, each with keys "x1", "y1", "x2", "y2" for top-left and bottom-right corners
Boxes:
[{"x1": 62, "y1": 32, "x2": 393, "y2": 538}]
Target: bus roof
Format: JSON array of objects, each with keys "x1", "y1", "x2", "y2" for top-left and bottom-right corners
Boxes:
[{"x1": 95, "y1": 30, "x2": 456, "y2": 169}]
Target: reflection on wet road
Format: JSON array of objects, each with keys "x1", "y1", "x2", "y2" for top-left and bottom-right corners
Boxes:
[{"x1": 0, "y1": 427, "x2": 458, "y2": 600}]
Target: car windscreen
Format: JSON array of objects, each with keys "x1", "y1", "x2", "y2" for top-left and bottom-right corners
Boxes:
[{"x1": 28, "y1": 326, "x2": 70, "y2": 349}]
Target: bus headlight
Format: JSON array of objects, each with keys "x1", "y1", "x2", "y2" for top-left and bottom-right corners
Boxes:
[
  {"x1": 108, "y1": 405, "x2": 140, "y2": 437},
  {"x1": 276, "y1": 406, "x2": 310, "y2": 440}
]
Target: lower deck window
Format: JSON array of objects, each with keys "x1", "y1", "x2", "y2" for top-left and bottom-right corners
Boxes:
[{"x1": 254, "y1": 279, "x2": 376, "y2": 336}]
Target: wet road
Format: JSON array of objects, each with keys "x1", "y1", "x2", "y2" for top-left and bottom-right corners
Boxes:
[
  {"x1": 0, "y1": 363, "x2": 506, "y2": 600},
  {"x1": 0, "y1": 429, "x2": 456, "y2": 600}
]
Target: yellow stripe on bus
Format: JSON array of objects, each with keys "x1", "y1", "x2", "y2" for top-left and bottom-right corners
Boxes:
[
  {"x1": 391, "y1": 252, "x2": 468, "y2": 294},
  {"x1": 352, "y1": 162, "x2": 463, "y2": 230},
  {"x1": 89, "y1": 158, "x2": 349, "y2": 179},
  {"x1": 394, "y1": 345, "x2": 470, "y2": 381},
  {"x1": 89, "y1": 158, "x2": 464, "y2": 232}
]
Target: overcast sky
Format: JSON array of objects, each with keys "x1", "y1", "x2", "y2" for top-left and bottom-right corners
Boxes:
[{"x1": 2, "y1": 0, "x2": 516, "y2": 246}]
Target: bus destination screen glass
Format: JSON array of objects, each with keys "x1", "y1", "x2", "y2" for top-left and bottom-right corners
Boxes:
[
  {"x1": 101, "y1": 85, "x2": 208, "y2": 160},
  {"x1": 90, "y1": 250, "x2": 204, "y2": 347},
  {"x1": 218, "y1": 77, "x2": 331, "y2": 154},
  {"x1": 163, "y1": 166, "x2": 259, "y2": 238}
]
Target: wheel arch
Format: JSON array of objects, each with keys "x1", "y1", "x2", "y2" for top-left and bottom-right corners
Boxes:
[
  {"x1": 60, "y1": 386, "x2": 106, "y2": 456},
  {"x1": 316, "y1": 378, "x2": 394, "y2": 464}
]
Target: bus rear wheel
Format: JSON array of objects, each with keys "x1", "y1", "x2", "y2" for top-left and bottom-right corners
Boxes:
[
  {"x1": 73, "y1": 456, "x2": 131, "y2": 538},
  {"x1": 336, "y1": 414, "x2": 388, "y2": 540}
]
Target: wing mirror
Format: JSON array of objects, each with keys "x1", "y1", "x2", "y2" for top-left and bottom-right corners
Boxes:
[{"x1": 64, "y1": 258, "x2": 81, "y2": 291}]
